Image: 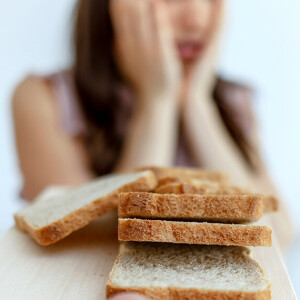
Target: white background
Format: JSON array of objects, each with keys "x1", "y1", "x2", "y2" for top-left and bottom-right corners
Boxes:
[{"x1": 0, "y1": 0, "x2": 299, "y2": 296}]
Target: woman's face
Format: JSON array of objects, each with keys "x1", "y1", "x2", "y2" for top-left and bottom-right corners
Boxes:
[{"x1": 166, "y1": 0, "x2": 221, "y2": 64}]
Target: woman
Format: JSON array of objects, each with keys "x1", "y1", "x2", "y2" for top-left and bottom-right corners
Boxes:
[{"x1": 12, "y1": 0, "x2": 293, "y2": 250}]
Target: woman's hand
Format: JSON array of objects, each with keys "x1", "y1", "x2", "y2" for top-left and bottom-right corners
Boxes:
[
  {"x1": 110, "y1": 0, "x2": 181, "y2": 101},
  {"x1": 180, "y1": 2, "x2": 256, "y2": 186},
  {"x1": 111, "y1": 0, "x2": 180, "y2": 170}
]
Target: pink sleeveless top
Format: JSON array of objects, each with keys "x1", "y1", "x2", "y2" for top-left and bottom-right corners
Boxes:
[{"x1": 48, "y1": 71, "x2": 197, "y2": 167}]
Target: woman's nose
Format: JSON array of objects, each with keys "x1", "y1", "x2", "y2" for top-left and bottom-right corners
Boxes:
[{"x1": 178, "y1": 0, "x2": 211, "y2": 31}]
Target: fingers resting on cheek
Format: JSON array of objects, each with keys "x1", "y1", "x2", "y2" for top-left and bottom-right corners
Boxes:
[{"x1": 110, "y1": 0, "x2": 181, "y2": 98}]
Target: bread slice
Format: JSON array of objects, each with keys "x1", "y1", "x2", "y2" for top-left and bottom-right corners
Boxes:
[
  {"x1": 135, "y1": 166, "x2": 230, "y2": 185},
  {"x1": 14, "y1": 171, "x2": 157, "y2": 246},
  {"x1": 262, "y1": 195, "x2": 279, "y2": 212},
  {"x1": 118, "y1": 192, "x2": 263, "y2": 223},
  {"x1": 156, "y1": 177, "x2": 229, "y2": 188},
  {"x1": 155, "y1": 182, "x2": 278, "y2": 212},
  {"x1": 154, "y1": 181, "x2": 250, "y2": 195},
  {"x1": 106, "y1": 242, "x2": 271, "y2": 300},
  {"x1": 118, "y1": 219, "x2": 272, "y2": 247}
]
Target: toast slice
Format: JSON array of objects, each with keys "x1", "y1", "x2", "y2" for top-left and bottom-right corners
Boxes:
[
  {"x1": 106, "y1": 242, "x2": 271, "y2": 300},
  {"x1": 118, "y1": 192, "x2": 263, "y2": 223},
  {"x1": 154, "y1": 181, "x2": 250, "y2": 195},
  {"x1": 155, "y1": 182, "x2": 278, "y2": 212},
  {"x1": 118, "y1": 218, "x2": 272, "y2": 247},
  {"x1": 135, "y1": 166, "x2": 230, "y2": 185},
  {"x1": 14, "y1": 171, "x2": 157, "y2": 246}
]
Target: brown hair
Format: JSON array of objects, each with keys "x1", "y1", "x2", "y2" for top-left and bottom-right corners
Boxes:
[
  {"x1": 73, "y1": 0, "x2": 257, "y2": 176},
  {"x1": 73, "y1": 0, "x2": 126, "y2": 175}
]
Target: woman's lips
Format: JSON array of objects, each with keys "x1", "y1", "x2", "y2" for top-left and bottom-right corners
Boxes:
[{"x1": 177, "y1": 41, "x2": 203, "y2": 61}]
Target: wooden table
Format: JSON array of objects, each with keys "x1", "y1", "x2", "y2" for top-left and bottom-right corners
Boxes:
[{"x1": 0, "y1": 212, "x2": 297, "y2": 299}]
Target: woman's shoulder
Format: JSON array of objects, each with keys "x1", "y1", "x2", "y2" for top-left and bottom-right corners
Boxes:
[
  {"x1": 213, "y1": 77, "x2": 253, "y2": 103},
  {"x1": 213, "y1": 76, "x2": 258, "y2": 169},
  {"x1": 12, "y1": 74, "x2": 59, "y2": 129},
  {"x1": 12, "y1": 70, "x2": 73, "y2": 107},
  {"x1": 13, "y1": 74, "x2": 55, "y2": 107},
  {"x1": 12, "y1": 71, "x2": 86, "y2": 137}
]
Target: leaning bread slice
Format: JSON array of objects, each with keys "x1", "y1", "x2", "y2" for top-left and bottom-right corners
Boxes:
[
  {"x1": 262, "y1": 195, "x2": 279, "y2": 212},
  {"x1": 155, "y1": 182, "x2": 278, "y2": 212},
  {"x1": 154, "y1": 181, "x2": 250, "y2": 195},
  {"x1": 106, "y1": 242, "x2": 271, "y2": 300},
  {"x1": 119, "y1": 192, "x2": 263, "y2": 223},
  {"x1": 15, "y1": 171, "x2": 157, "y2": 246},
  {"x1": 136, "y1": 166, "x2": 230, "y2": 185},
  {"x1": 119, "y1": 219, "x2": 272, "y2": 247},
  {"x1": 156, "y1": 176, "x2": 221, "y2": 187}
]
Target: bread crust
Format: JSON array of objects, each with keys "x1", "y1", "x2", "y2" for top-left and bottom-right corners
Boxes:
[
  {"x1": 154, "y1": 183, "x2": 278, "y2": 213},
  {"x1": 135, "y1": 166, "x2": 230, "y2": 184},
  {"x1": 118, "y1": 192, "x2": 263, "y2": 222},
  {"x1": 118, "y1": 219, "x2": 272, "y2": 247},
  {"x1": 154, "y1": 182, "x2": 250, "y2": 195},
  {"x1": 106, "y1": 285, "x2": 271, "y2": 300},
  {"x1": 14, "y1": 172, "x2": 157, "y2": 246}
]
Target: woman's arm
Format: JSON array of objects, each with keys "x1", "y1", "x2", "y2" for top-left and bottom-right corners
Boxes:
[
  {"x1": 111, "y1": 0, "x2": 181, "y2": 171},
  {"x1": 115, "y1": 92, "x2": 178, "y2": 171},
  {"x1": 12, "y1": 76, "x2": 94, "y2": 200},
  {"x1": 183, "y1": 92, "x2": 255, "y2": 187},
  {"x1": 181, "y1": 0, "x2": 255, "y2": 187},
  {"x1": 184, "y1": 89, "x2": 295, "y2": 251}
]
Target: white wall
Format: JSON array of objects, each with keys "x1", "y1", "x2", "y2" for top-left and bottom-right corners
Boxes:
[
  {"x1": 0, "y1": 0, "x2": 299, "y2": 294},
  {"x1": 221, "y1": 0, "x2": 300, "y2": 229},
  {"x1": 0, "y1": 0, "x2": 75, "y2": 232}
]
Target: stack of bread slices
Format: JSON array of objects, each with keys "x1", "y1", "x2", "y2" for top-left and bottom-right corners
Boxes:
[
  {"x1": 14, "y1": 167, "x2": 277, "y2": 299},
  {"x1": 108, "y1": 167, "x2": 277, "y2": 299}
]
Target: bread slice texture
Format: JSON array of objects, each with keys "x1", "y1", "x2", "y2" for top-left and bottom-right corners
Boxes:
[
  {"x1": 262, "y1": 195, "x2": 279, "y2": 212},
  {"x1": 118, "y1": 219, "x2": 272, "y2": 247},
  {"x1": 118, "y1": 192, "x2": 263, "y2": 223},
  {"x1": 14, "y1": 171, "x2": 157, "y2": 246},
  {"x1": 135, "y1": 166, "x2": 230, "y2": 185},
  {"x1": 155, "y1": 182, "x2": 278, "y2": 212},
  {"x1": 156, "y1": 177, "x2": 222, "y2": 187},
  {"x1": 154, "y1": 181, "x2": 250, "y2": 195},
  {"x1": 106, "y1": 242, "x2": 271, "y2": 300}
]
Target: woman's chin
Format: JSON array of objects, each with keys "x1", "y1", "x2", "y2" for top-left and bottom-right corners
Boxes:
[{"x1": 181, "y1": 57, "x2": 199, "y2": 75}]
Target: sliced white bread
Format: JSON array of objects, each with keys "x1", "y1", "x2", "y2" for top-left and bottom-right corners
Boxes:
[
  {"x1": 15, "y1": 171, "x2": 157, "y2": 246},
  {"x1": 118, "y1": 218, "x2": 272, "y2": 247},
  {"x1": 118, "y1": 192, "x2": 264, "y2": 223},
  {"x1": 135, "y1": 166, "x2": 230, "y2": 185},
  {"x1": 154, "y1": 180, "x2": 250, "y2": 194},
  {"x1": 106, "y1": 242, "x2": 271, "y2": 300},
  {"x1": 154, "y1": 182, "x2": 278, "y2": 212}
]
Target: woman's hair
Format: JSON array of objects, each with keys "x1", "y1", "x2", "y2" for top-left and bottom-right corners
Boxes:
[
  {"x1": 73, "y1": 0, "x2": 126, "y2": 175},
  {"x1": 73, "y1": 0, "x2": 257, "y2": 175}
]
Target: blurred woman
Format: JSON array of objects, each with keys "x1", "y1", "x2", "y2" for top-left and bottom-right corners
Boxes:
[{"x1": 12, "y1": 0, "x2": 293, "y2": 249}]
